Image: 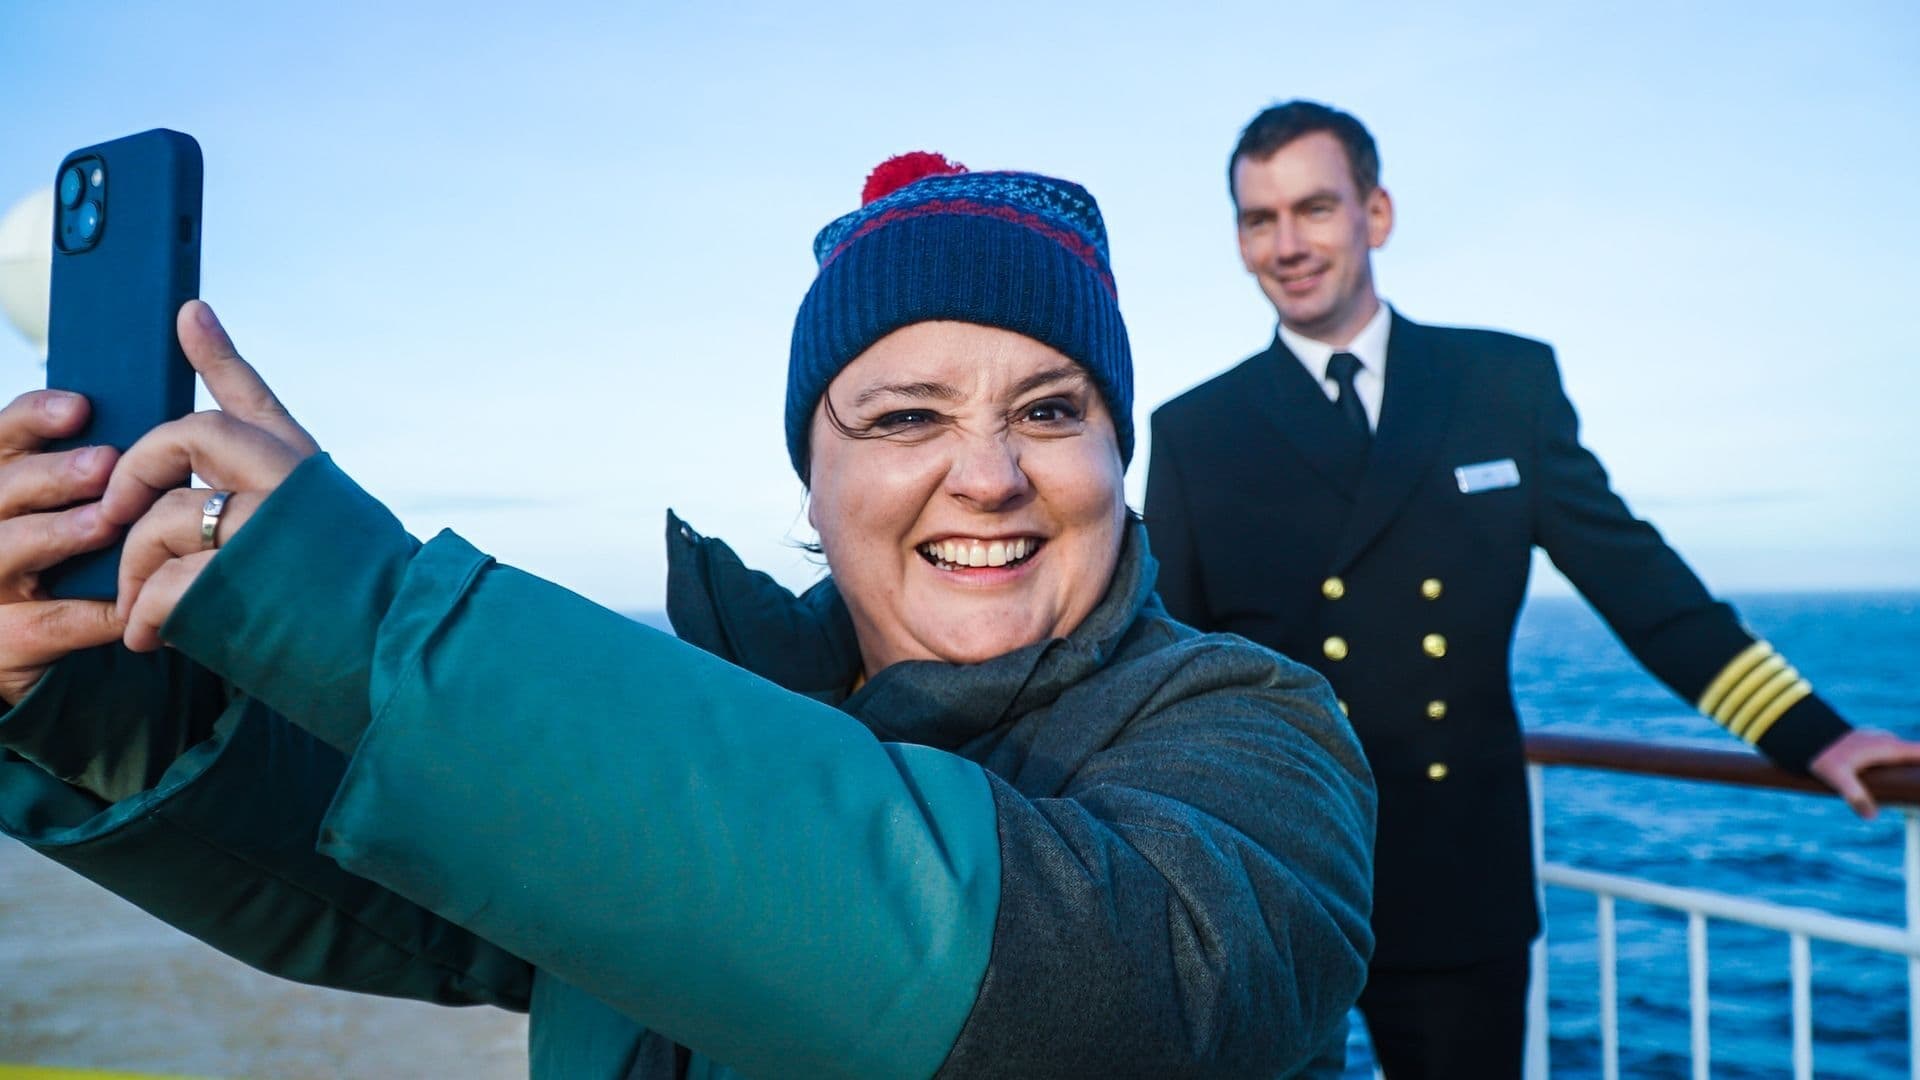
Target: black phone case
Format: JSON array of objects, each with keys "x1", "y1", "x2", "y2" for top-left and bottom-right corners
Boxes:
[{"x1": 44, "y1": 129, "x2": 202, "y2": 599}]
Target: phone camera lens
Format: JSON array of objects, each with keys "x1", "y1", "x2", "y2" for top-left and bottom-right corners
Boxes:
[
  {"x1": 59, "y1": 167, "x2": 85, "y2": 208},
  {"x1": 76, "y1": 201, "x2": 102, "y2": 242}
]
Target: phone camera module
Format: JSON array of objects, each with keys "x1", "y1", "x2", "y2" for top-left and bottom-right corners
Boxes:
[
  {"x1": 75, "y1": 201, "x2": 103, "y2": 242},
  {"x1": 59, "y1": 167, "x2": 85, "y2": 208}
]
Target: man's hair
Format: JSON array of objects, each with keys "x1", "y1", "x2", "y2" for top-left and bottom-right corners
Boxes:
[{"x1": 1229, "y1": 100, "x2": 1380, "y2": 206}]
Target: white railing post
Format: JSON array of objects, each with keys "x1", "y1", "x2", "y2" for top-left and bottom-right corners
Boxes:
[
  {"x1": 1791, "y1": 932, "x2": 1813, "y2": 1080},
  {"x1": 1688, "y1": 911, "x2": 1709, "y2": 1080},
  {"x1": 1527, "y1": 763, "x2": 1550, "y2": 1080},
  {"x1": 1599, "y1": 894, "x2": 1619, "y2": 1080}
]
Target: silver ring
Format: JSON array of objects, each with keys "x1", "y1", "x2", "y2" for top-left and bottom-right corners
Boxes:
[{"x1": 201, "y1": 490, "x2": 233, "y2": 549}]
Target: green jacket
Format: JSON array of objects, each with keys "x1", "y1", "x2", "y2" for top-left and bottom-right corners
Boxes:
[{"x1": 0, "y1": 455, "x2": 1373, "y2": 1077}]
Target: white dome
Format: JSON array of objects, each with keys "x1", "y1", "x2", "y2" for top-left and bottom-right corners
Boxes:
[{"x1": 0, "y1": 187, "x2": 53, "y2": 354}]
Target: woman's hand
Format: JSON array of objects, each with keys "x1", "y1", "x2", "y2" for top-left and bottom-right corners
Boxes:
[
  {"x1": 0, "y1": 391, "x2": 127, "y2": 703},
  {"x1": 102, "y1": 300, "x2": 320, "y2": 653}
]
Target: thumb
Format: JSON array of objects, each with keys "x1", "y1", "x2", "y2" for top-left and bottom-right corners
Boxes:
[
  {"x1": 0, "y1": 599, "x2": 124, "y2": 704},
  {"x1": 1827, "y1": 767, "x2": 1879, "y2": 820}
]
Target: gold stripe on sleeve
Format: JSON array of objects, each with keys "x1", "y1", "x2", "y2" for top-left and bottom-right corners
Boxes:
[
  {"x1": 1728, "y1": 667, "x2": 1803, "y2": 738},
  {"x1": 1698, "y1": 641, "x2": 1776, "y2": 717},
  {"x1": 1711, "y1": 655, "x2": 1789, "y2": 727},
  {"x1": 1740, "y1": 680, "x2": 1814, "y2": 745}
]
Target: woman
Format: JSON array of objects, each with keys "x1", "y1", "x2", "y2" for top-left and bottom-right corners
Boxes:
[{"x1": 0, "y1": 154, "x2": 1374, "y2": 1077}]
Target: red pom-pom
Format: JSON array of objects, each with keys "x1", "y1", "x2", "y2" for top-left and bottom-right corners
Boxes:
[{"x1": 861, "y1": 152, "x2": 967, "y2": 205}]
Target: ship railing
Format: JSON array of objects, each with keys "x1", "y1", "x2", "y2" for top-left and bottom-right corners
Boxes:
[{"x1": 1522, "y1": 734, "x2": 1920, "y2": 1080}]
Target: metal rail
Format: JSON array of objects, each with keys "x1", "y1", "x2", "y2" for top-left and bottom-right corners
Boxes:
[{"x1": 1524, "y1": 734, "x2": 1920, "y2": 1080}]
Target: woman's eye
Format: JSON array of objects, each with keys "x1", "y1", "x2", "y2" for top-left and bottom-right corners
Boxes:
[
  {"x1": 875, "y1": 409, "x2": 938, "y2": 429},
  {"x1": 1023, "y1": 398, "x2": 1083, "y2": 424}
]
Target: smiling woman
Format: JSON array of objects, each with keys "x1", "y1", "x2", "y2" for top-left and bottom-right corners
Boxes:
[{"x1": 0, "y1": 152, "x2": 1376, "y2": 1079}]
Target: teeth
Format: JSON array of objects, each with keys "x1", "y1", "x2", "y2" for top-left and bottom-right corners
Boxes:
[{"x1": 920, "y1": 538, "x2": 1038, "y2": 569}]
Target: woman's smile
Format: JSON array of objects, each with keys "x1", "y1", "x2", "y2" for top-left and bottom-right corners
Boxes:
[{"x1": 916, "y1": 535, "x2": 1044, "y2": 571}]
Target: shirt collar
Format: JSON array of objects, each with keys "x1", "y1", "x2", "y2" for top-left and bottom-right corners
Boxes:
[{"x1": 1277, "y1": 300, "x2": 1394, "y2": 385}]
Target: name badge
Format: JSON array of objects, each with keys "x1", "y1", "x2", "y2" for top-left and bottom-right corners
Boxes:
[{"x1": 1455, "y1": 458, "x2": 1521, "y2": 494}]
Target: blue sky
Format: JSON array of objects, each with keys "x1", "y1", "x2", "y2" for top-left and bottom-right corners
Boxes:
[{"x1": 2, "y1": 2, "x2": 1916, "y2": 610}]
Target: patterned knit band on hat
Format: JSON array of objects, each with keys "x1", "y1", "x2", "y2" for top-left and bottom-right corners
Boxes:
[{"x1": 786, "y1": 152, "x2": 1134, "y2": 481}]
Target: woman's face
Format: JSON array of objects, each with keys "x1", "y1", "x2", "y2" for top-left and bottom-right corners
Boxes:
[{"x1": 808, "y1": 321, "x2": 1127, "y2": 674}]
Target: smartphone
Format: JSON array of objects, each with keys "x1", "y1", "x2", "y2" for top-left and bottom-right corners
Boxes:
[{"x1": 43, "y1": 129, "x2": 203, "y2": 599}]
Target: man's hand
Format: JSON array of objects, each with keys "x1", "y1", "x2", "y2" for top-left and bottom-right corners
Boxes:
[
  {"x1": 1808, "y1": 729, "x2": 1920, "y2": 819},
  {"x1": 0, "y1": 390, "x2": 126, "y2": 704},
  {"x1": 103, "y1": 301, "x2": 319, "y2": 653}
]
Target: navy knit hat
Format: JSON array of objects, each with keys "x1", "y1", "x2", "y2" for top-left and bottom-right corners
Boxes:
[{"x1": 786, "y1": 153, "x2": 1134, "y2": 482}]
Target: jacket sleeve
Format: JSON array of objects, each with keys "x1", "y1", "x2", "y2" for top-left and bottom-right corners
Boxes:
[
  {"x1": 0, "y1": 646, "x2": 534, "y2": 1011},
  {"x1": 0, "y1": 643, "x2": 225, "y2": 804},
  {"x1": 1529, "y1": 351, "x2": 1850, "y2": 771},
  {"x1": 936, "y1": 640, "x2": 1375, "y2": 1078},
  {"x1": 163, "y1": 455, "x2": 1003, "y2": 1080},
  {"x1": 1144, "y1": 407, "x2": 1212, "y2": 627}
]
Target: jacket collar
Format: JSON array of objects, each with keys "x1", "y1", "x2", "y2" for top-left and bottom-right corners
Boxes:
[
  {"x1": 666, "y1": 515, "x2": 1160, "y2": 751},
  {"x1": 1252, "y1": 334, "x2": 1370, "y2": 497}
]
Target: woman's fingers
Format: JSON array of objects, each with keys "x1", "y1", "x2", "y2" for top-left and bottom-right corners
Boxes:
[
  {"x1": 0, "y1": 389, "x2": 90, "y2": 458},
  {"x1": 122, "y1": 550, "x2": 214, "y2": 653},
  {"x1": 177, "y1": 302, "x2": 321, "y2": 457},
  {"x1": 0, "y1": 598, "x2": 124, "y2": 704},
  {"x1": 99, "y1": 411, "x2": 302, "y2": 528},
  {"x1": 0, "y1": 503, "x2": 120, "y2": 586},
  {"x1": 0, "y1": 443, "x2": 116, "y2": 522},
  {"x1": 117, "y1": 488, "x2": 258, "y2": 621}
]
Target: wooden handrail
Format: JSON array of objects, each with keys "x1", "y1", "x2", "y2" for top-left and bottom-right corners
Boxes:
[{"x1": 1524, "y1": 732, "x2": 1920, "y2": 807}]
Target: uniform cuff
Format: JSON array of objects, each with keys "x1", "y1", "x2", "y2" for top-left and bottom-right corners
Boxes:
[
  {"x1": 1694, "y1": 639, "x2": 1850, "y2": 774},
  {"x1": 1752, "y1": 693, "x2": 1851, "y2": 776}
]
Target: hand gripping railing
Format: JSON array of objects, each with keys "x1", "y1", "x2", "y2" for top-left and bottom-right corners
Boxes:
[{"x1": 1524, "y1": 733, "x2": 1920, "y2": 1080}]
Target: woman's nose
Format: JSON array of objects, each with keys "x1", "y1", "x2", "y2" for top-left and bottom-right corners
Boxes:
[{"x1": 944, "y1": 434, "x2": 1031, "y2": 510}]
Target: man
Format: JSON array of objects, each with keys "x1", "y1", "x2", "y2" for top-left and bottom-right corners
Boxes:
[{"x1": 1143, "y1": 100, "x2": 1920, "y2": 1077}]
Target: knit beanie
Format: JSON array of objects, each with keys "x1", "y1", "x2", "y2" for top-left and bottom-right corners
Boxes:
[{"x1": 786, "y1": 152, "x2": 1134, "y2": 482}]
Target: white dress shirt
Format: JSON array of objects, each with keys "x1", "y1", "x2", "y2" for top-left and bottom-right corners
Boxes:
[{"x1": 1278, "y1": 301, "x2": 1393, "y2": 432}]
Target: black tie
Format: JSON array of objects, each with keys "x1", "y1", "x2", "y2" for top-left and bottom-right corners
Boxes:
[{"x1": 1327, "y1": 351, "x2": 1370, "y2": 441}]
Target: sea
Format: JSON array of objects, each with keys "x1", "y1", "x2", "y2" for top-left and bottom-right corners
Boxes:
[{"x1": 1341, "y1": 590, "x2": 1920, "y2": 1079}]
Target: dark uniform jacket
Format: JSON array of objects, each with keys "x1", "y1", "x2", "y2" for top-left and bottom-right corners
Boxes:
[{"x1": 1144, "y1": 310, "x2": 1852, "y2": 970}]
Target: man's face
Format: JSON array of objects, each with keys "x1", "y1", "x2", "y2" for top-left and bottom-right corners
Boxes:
[{"x1": 1232, "y1": 130, "x2": 1394, "y2": 346}]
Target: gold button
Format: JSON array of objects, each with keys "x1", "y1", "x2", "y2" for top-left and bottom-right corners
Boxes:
[
  {"x1": 1337, "y1": 699, "x2": 1350, "y2": 716},
  {"x1": 1426, "y1": 700, "x2": 1447, "y2": 720},
  {"x1": 1422, "y1": 633, "x2": 1447, "y2": 658},
  {"x1": 1322, "y1": 577, "x2": 1346, "y2": 600},
  {"x1": 1427, "y1": 762, "x2": 1449, "y2": 781},
  {"x1": 1421, "y1": 578, "x2": 1443, "y2": 600},
  {"x1": 1323, "y1": 636, "x2": 1349, "y2": 661}
]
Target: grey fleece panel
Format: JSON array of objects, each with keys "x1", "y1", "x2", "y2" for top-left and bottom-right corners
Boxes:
[{"x1": 934, "y1": 643, "x2": 1373, "y2": 1079}]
